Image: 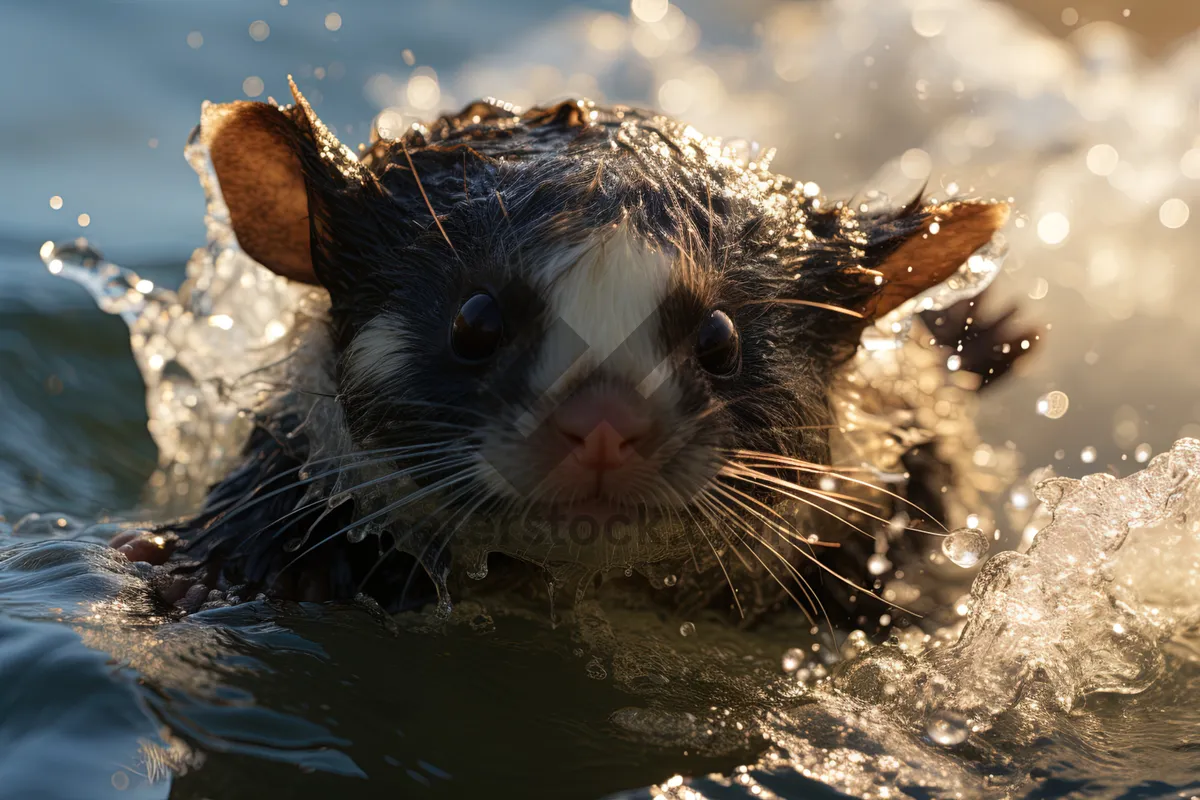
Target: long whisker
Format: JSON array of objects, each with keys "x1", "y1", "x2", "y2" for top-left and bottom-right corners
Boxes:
[
  {"x1": 710, "y1": 478, "x2": 841, "y2": 550},
  {"x1": 681, "y1": 488, "x2": 746, "y2": 618},
  {"x1": 211, "y1": 443, "x2": 474, "y2": 527},
  {"x1": 401, "y1": 143, "x2": 455, "y2": 254},
  {"x1": 696, "y1": 491, "x2": 818, "y2": 627},
  {"x1": 706, "y1": 484, "x2": 917, "y2": 616},
  {"x1": 698, "y1": 489, "x2": 839, "y2": 642},
  {"x1": 721, "y1": 449, "x2": 949, "y2": 532},
  {"x1": 719, "y1": 468, "x2": 873, "y2": 540},
  {"x1": 723, "y1": 464, "x2": 932, "y2": 536},
  {"x1": 354, "y1": 478, "x2": 483, "y2": 597},
  {"x1": 715, "y1": 448, "x2": 873, "y2": 474},
  {"x1": 273, "y1": 468, "x2": 479, "y2": 578},
  {"x1": 234, "y1": 453, "x2": 478, "y2": 555},
  {"x1": 204, "y1": 443, "x2": 441, "y2": 514},
  {"x1": 732, "y1": 298, "x2": 865, "y2": 318},
  {"x1": 671, "y1": 493, "x2": 708, "y2": 575},
  {"x1": 727, "y1": 463, "x2": 888, "y2": 513}
]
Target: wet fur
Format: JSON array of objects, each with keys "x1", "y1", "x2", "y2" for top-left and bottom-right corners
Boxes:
[{"x1": 155, "y1": 97, "x2": 1024, "y2": 623}]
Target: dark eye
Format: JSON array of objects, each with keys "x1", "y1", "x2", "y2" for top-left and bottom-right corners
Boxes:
[
  {"x1": 696, "y1": 310, "x2": 740, "y2": 376},
  {"x1": 451, "y1": 292, "x2": 503, "y2": 362}
]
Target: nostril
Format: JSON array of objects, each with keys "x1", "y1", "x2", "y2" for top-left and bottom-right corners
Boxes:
[
  {"x1": 551, "y1": 389, "x2": 655, "y2": 469},
  {"x1": 619, "y1": 430, "x2": 646, "y2": 453},
  {"x1": 555, "y1": 423, "x2": 586, "y2": 447}
]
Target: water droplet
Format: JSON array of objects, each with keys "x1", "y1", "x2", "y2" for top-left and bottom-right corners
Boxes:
[
  {"x1": 406, "y1": 70, "x2": 440, "y2": 110},
  {"x1": 941, "y1": 527, "x2": 989, "y2": 568},
  {"x1": 867, "y1": 553, "x2": 893, "y2": 575},
  {"x1": 926, "y1": 710, "x2": 969, "y2": 745},
  {"x1": 781, "y1": 647, "x2": 804, "y2": 672},
  {"x1": 911, "y1": 5, "x2": 948, "y2": 37},
  {"x1": 1034, "y1": 476, "x2": 1079, "y2": 506},
  {"x1": 429, "y1": 563, "x2": 453, "y2": 619},
  {"x1": 679, "y1": 621, "x2": 696, "y2": 637},
  {"x1": 1036, "y1": 390, "x2": 1069, "y2": 419},
  {"x1": 1086, "y1": 144, "x2": 1119, "y2": 176},
  {"x1": 1037, "y1": 212, "x2": 1070, "y2": 245},
  {"x1": 467, "y1": 551, "x2": 489, "y2": 580},
  {"x1": 1160, "y1": 198, "x2": 1190, "y2": 229},
  {"x1": 1081, "y1": 446, "x2": 1097, "y2": 464},
  {"x1": 1010, "y1": 487, "x2": 1032, "y2": 510}
]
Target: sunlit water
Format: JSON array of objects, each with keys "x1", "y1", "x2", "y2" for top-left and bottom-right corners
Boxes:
[{"x1": 3, "y1": 1, "x2": 1200, "y2": 798}]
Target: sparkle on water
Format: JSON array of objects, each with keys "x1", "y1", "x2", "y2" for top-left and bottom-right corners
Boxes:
[{"x1": 1036, "y1": 390, "x2": 1070, "y2": 419}]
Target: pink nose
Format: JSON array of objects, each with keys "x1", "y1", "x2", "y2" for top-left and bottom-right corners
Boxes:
[{"x1": 553, "y1": 390, "x2": 654, "y2": 470}]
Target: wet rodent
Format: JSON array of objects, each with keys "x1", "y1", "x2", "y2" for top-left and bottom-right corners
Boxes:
[{"x1": 115, "y1": 79, "x2": 1029, "y2": 625}]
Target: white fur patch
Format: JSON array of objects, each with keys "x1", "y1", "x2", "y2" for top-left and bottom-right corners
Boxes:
[
  {"x1": 342, "y1": 313, "x2": 414, "y2": 393},
  {"x1": 530, "y1": 221, "x2": 675, "y2": 402}
]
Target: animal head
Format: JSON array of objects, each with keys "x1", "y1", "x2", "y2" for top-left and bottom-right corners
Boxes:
[{"x1": 202, "y1": 81, "x2": 1006, "y2": 570}]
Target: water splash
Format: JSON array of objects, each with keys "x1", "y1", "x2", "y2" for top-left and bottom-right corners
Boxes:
[
  {"x1": 652, "y1": 439, "x2": 1200, "y2": 799},
  {"x1": 41, "y1": 138, "x2": 320, "y2": 514}
]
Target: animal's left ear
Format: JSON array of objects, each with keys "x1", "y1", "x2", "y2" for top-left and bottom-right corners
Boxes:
[{"x1": 858, "y1": 199, "x2": 1009, "y2": 319}]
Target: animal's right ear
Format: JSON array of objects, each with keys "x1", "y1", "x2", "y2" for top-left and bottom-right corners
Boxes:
[{"x1": 200, "y1": 79, "x2": 373, "y2": 286}]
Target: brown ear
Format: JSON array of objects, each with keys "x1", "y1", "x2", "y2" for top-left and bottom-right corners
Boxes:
[
  {"x1": 201, "y1": 98, "x2": 318, "y2": 283},
  {"x1": 862, "y1": 199, "x2": 1009, "y2": 318}
]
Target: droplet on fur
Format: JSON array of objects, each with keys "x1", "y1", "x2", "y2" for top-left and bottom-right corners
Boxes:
[
  {"x1": 942, "y1": 528, "x2": 989, "y2": 568},
  {"x1": 467, "y1": 551, "x2": 489, "y2": 580},
  {"x1": 926, "y1": 710, "x2": 969, "y2": 745}
]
